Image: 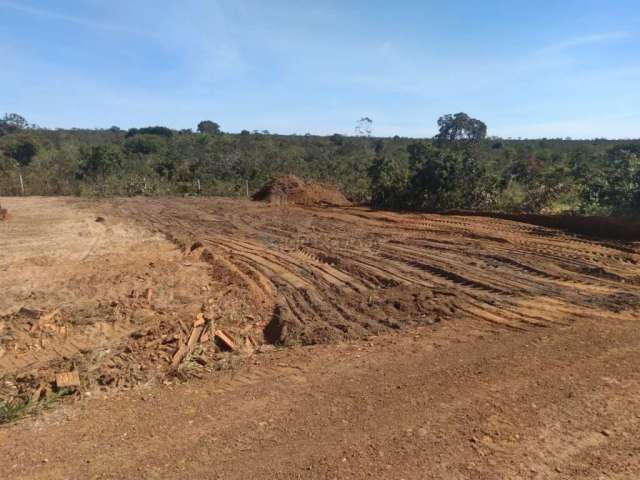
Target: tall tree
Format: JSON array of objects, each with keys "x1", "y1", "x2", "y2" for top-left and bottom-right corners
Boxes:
[
  {"x1": 435, "y1": 113, "x2": 487, "y2": 145},
  {"x1": 0, "y1": 113, "x2": 30, "y2": 136},
  {"x1": 355, "y1": 117, "x2": 373, "y2": 137},
  {"x1": 197, "y1": 120, "x2": 222, "y2": 135}
]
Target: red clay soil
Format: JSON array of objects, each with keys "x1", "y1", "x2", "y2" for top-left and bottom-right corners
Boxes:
[
  {"x1": 2, "y1": 196, "x2": 640, "y2": 406},
  {"x1": 0, "y1": 198, "x2": 236, "y2": 403},
  {"x1": 252, "y1": 175, "x2": 352, "y2": 207},
  {"x1": 2, "y1": 314, "x2": 640, "y2": 479},
  {"x1": 2, "y1": 197, "x2": 640, "y2": 478}
]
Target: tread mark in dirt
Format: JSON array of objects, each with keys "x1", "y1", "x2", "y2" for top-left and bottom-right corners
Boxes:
[{"x1": 71, "y1": 199, "x2": 640, "y2": 348}]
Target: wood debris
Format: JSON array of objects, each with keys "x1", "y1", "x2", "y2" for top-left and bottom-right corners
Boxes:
[
  {"x1": 171, "y1": 343, "x2": 190, "y2": 369},
  {"x1": 215, "y1": 330, "x2": 237, "y2": 352},
  {"x1": 171, "y1": 314, "x2": 210, "y2": 368},
  {"x1": 55, "y1": 371, "x2": 81, "y2": 389},
  {"x1": 169, "y1": 312, "x2": 247, "y2": 368}
]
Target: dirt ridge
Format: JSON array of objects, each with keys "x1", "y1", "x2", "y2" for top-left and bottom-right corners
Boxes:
[{"x1": 252, "y1": 175, "x2": 352, "y2": 207}]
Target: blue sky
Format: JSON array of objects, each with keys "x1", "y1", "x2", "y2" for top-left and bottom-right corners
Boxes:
[{"x1": 1, "y1": 0, "x2": 639, "y2": 138}]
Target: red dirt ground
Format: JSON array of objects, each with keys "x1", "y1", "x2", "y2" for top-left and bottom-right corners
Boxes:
[
  {"x1": 1, "y1": 196, "x2": 639, "y2": 479},
  {"x1": 252, "y1": 175, "x2": 352, "y2": 207}
]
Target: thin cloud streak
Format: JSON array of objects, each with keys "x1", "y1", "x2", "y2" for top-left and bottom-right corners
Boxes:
[
  {"x1": 0, "y1": 0, "x2": 139, "y2": 34},
  {"x1": 535, "y1": 31, "x2": 632, "y2": 55}
]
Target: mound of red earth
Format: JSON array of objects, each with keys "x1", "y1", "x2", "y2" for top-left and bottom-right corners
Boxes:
[{"x1": 252, "y1": 175, "x2": 352, "y2": 207}]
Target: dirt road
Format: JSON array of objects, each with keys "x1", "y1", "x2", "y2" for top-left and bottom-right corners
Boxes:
[
  {"x1": 2, "y1": 314, "x2": 639, "y2": 479},
  {"x1": 1, "y1": 197, "x2": 640, "y2": 479}
]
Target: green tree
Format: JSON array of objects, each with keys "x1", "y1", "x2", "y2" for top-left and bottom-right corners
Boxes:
[
  {"x1": 124, "y1": 134, "x2": 166, "y2": 155},
  {"x1": 77, "y1": 144, "x2": 124, "y2": 181},
  {"x1": 0, "y1": 113, "x2": 30, "y2": 136},
  {"x1": 197, "y1": 120, "x2": 222, "y2": 135},
  {"x1": 435, "y1": 113, "x2": 487, "y2": 145},
  {"x1": 593, "y1": 146, "x2": 640, "y2": 214},
  {"x1": 0, "y1": 152, "x2": 18, "y2": 195},
  {"x1": 368, "y1": 151, "x2": 410, "y2": 208},
  {"x1": 405, "y1": 142, "x2": 494, "y2": 209},
  {"x1": 329, "y1": 133, "x2": 345, "y2": 146},
  {"x1": 408, "y1": 143, "x2": 462, "y2": 208},
  {"x1": 355, "y1": 117, "x2": 373, "y2": 137},
  {"x1": 2, "y1": 135, "x2": 38, "y2": 168},
  {"x1": 126, "y1": 126, "x2": 173, "y2": 138},
  {"x1": 1, "y1": 134, "x2": 39, "y2": 195}
]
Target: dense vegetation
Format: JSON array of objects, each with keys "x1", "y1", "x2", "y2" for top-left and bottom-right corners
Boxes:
[{"x1": 0, "y1": 113, "x2": 638, "y2": 216}]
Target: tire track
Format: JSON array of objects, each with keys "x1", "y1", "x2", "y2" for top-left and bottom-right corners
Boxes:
[{"x1": 110, "y1": 199, "x2": 640, "y2": 341}]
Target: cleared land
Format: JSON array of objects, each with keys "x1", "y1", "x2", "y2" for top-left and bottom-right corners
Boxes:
[{"x1": 1, "y1": 196, "x2": 640, "y2": 479}]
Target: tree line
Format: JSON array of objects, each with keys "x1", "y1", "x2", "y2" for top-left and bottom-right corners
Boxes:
[{"x1": 0, "y1": 112, "x2": 638, "y2": 216}]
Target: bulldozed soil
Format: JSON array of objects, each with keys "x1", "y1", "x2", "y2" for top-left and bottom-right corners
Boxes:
[
  {"x1": 0, "y1": 197, "x2": 225, "y2": 401},
  {"x1": 252, "y1": 175, "x2": 352, "y2": 207},
  {"x1": 1, "y1": 196, "x2": 640, "y2": 479},
  {"x1": 2, "y1": 196, "x2": 640, "y2": 401}
]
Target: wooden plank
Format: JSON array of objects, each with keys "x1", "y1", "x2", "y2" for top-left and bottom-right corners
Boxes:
[
  {"x1": 215, "y1": 330, "x2": 237, "y2": 351},
  {"x1": 55, "y1": 371, "x2": 80, "y2": 388},
  {"x1": 187, "y1": 325, "x2": 205, "y2": 350},
  {"x1": 171, "y1": 315, "x2": 207, "y2": 368},
  {"x1": 171, "y1": 342, "x2": 189, "y2": 368}
]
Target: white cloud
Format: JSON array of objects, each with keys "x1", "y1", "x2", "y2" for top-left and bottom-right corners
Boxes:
[{"x1": 0, "y1": 0, "x2": 139, "y2": 34}]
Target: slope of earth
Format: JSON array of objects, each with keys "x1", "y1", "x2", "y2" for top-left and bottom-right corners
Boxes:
[
  {"x1": 2, "y1": 196, "x2": 640, "y2": 405},
  {"x1": 0, "y1": 197, "x2": 253, "y2": 400},
  {"x1": 2, "y1": 314, "x2": 639, "y2": 479},
  {"x1": 252, "y1": 175, "x2": 353, "y2": 206},
  {"x1": 108, "y1": 197, "x2": 640, "y2": 345}
]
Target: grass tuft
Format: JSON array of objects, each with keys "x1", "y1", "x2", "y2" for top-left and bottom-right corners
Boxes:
[{"x1": 0, "y1": 390, "x2": 69, "y2": 424}]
